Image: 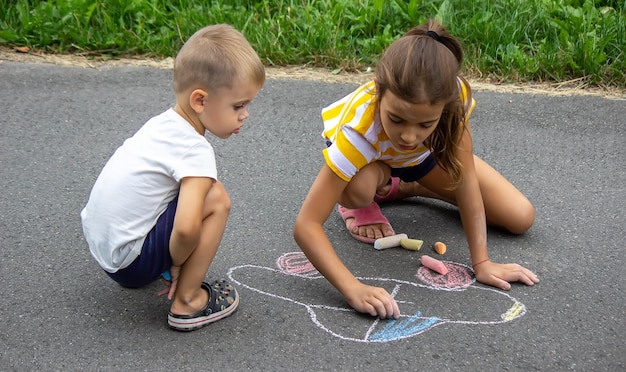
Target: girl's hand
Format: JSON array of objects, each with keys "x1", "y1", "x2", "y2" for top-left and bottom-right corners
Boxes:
[
  {"x1": 157, "y1": 265, "x2": 181, "y2": 300},
  {"x1": 473, "y1": 261, "x2": 539, "y2": 290},
  {"x1": 345, "y1": 283, "x2": 400, "y2": 319}
]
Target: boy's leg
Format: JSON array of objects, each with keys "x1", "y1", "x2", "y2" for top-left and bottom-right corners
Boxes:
[{"x1": 169, "y1": 180, "x2": 231, "y2": 316}]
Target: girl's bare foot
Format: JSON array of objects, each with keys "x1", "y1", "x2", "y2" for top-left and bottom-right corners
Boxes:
[{"x1": 344, "y1": 214, "x2": 395, "y2": 241}]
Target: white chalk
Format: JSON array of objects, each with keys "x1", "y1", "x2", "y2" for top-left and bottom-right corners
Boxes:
[{"x1": 374, "y1": 234, "x2": 408, "y2": 250}]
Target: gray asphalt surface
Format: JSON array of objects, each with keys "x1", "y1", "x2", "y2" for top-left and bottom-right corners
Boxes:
[{"x1": 1, "y1": 61, "x2": 624, "y2": 371}]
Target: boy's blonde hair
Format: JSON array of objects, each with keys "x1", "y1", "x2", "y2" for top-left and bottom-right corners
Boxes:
[{"x1": 173, "y1": 24, "x2": 266, "y2": 94}]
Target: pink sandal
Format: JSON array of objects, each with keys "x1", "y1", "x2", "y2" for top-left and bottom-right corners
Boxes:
[
  {"x1": 338, "y1": 202, "x2": 395, "y2": 244},
  {"x1": 374, "y1": 177, "x2": 401, "y2": 203}
]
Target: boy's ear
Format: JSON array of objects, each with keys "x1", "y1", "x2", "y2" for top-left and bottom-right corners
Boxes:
[{"x1": 189, "y1": 89, "x2": 208, "y2": 113}]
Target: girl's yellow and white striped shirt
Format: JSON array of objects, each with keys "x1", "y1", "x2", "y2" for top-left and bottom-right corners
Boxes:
[{"x1": 321, "y1": 79, "x2": 475, "y2": 182}]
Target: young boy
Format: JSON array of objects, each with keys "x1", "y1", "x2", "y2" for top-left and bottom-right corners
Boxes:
[{"x1": 80, "y1": 24, "x2": 266, "y2": 331}]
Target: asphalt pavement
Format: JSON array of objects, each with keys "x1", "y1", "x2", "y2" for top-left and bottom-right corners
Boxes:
[{"x1": 1, "y1": 60, "x2": 624, "y2": 371}]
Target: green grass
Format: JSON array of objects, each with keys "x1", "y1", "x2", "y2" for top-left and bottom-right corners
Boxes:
[{"x1": 1, "y1": 0, "x2": 624, "y2": 88}]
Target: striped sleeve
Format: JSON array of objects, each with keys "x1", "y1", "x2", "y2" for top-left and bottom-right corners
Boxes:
[
  {"x1": 322, "y1": 81, "x2": 376, "y2": 140},
  {"x1": 458, "y1": 77, "x2": 476, "y2": 121},
  {"x1": 321, "y1": 81, "x2": 379, "y2": 182}
]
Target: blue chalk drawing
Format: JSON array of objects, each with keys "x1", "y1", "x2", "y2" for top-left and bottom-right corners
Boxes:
[{"x1": 370, "y1": 312, "x2": 440, "y2": 341}]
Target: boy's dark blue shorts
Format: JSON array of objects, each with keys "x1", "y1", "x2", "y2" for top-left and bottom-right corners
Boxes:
[{"x1": 106, "y1": 197, "x2": 177, "y2": 288}]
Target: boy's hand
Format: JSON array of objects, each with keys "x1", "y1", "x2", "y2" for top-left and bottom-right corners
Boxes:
[
  {"x1": 345, "y1": 283, "x2": 400, "y2": 319},
  {"x1": 473, "y1": 261, "x2": 539, "y2": 290},
  {"x1": 157, "y1": 265, "x2": 181, "y2": 300}
]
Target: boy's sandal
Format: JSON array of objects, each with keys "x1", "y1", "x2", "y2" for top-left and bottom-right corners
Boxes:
[
  {"x1": 168, "y1": 279, "x2": 239, "y2": 332},
  {"x1": 373, "y1": 177, "x2": 401, "y2": 203},
  {"x1": 338, "y1": 202, "x2": 395, "y2": 244}
]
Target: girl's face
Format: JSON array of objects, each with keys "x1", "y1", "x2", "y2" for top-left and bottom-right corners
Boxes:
[{"x1": 378, "y1": 90, "x2": 445, "y2": 151}]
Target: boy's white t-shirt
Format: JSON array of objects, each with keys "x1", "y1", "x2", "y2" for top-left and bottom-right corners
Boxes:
[{"x1": 81, "y1": 108, "x2": 217, "y2": 273}]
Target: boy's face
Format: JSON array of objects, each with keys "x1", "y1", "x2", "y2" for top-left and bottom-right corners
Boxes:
[
  {"x1": 198, "y1": 80, "x2": 260, "y2": 139},
  {"x1": 378, "y1": 90, "x2": 445, "y2": 151}
]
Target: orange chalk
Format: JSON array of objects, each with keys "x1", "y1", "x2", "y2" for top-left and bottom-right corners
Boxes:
[
  {"x1": 421, "y1": 255, "x2": 448, "y2": 275},
  {"x1": 433, "y1": 241, "x2": 447, "y2": 255}
]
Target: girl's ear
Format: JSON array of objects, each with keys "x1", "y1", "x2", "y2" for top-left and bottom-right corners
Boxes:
[{"x1": 189, "y1": 89, "x2": 207, "y2": 113}]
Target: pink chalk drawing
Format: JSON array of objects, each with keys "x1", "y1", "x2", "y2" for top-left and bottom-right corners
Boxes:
[
  {"x1": 277, "y1": 251, "x2": 319, "y2": 278},
  {"x1": 227, "y1": 252, "x2": 527, "y2": 343},
  {"x1": 416, "y1": 262, "x2": 473, "y2": 290}
]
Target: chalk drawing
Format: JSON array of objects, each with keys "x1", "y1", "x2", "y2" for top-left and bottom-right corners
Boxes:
[{"x1": 227, "y1": 252, "x2": 527, "y2": 343}]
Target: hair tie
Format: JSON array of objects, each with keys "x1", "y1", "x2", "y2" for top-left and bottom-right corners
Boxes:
[{"x1": 426, "y1": 30, "x2": 441, "y2": 42}]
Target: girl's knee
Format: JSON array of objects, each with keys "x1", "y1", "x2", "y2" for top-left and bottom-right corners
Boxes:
[
  {"x1": 339, "y1": 162, "x2": 389, "y2": 208},
  {"x1": 338, "y1": 192, "x2": 373, "y2": 209},
  {"x1": 507, "y1": 201, "x2": 535, "y2": 235}
]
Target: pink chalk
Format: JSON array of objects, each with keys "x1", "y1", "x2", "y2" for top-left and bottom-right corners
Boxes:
[{"x1": 421, "y1": 255, "x2": 448, "y2": 275}]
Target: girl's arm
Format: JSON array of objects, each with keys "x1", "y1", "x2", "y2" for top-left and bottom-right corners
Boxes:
[
  {"x1": 455, "y1": 128, "x2": 539, "y2": 290},
  {"x1": 454, "y1": 128, "x2": 489, "y2": 263},
  {"x1": 294, "y1": 165, "x2": 400, "y2": 319}
]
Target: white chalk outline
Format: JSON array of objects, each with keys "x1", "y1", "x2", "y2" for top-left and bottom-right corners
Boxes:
[{"x1": 227, "y1": 253, "x2": 527, "y2": 343}]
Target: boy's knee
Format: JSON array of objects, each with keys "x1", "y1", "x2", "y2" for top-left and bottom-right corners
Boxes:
[
  {"x1": 205, "y1": 181, "x2": 231, "y2": 214},
  {"x1": 222, "y1": 192, "x2": 232, "y2": 213},
  {"x1": 215, "y1": 187, "x2": 232, "y2": 213}
]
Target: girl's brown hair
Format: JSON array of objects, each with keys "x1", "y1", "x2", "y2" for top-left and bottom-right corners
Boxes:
[{"x1": 375, "y1": 20, "x2": 471, "y2": 188}]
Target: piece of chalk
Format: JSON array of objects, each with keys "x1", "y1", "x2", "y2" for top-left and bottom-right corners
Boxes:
[
  {"x1": 374, "y1": 234, "x2": 408, "y2": 250},
  {"x1": 421, "y1": 255, "x2": 449, "y2": 275},
  {"x1": 433, "y1": 241, "x2": 447, "y2": 255},
  {"x1": 400, "y1": 238, "x2": 423, "y2": 251}
]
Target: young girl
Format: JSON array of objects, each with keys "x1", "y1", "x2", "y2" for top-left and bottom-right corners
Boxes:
[{"x1": 293, "y1": 20, "x2": 539, "y2": 320}]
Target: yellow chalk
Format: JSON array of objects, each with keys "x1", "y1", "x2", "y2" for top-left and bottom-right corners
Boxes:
[{"x1": 400, "y1": 238, "x2": 423, "y2": 251}]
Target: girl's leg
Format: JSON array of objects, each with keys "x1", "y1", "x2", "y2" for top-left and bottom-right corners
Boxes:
[
  {"x1": 416, "y1": 155, "x2": 535, "y2": 234},
  {"x1": 170, "y1": 180, "x2": 231, "y2": 315},
  {"x1": 339, "y1": 161, "x2": 391, "y2": 208},
  {"x1": 338, "y1": 162, "x2": 394, "y2": 240}
]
